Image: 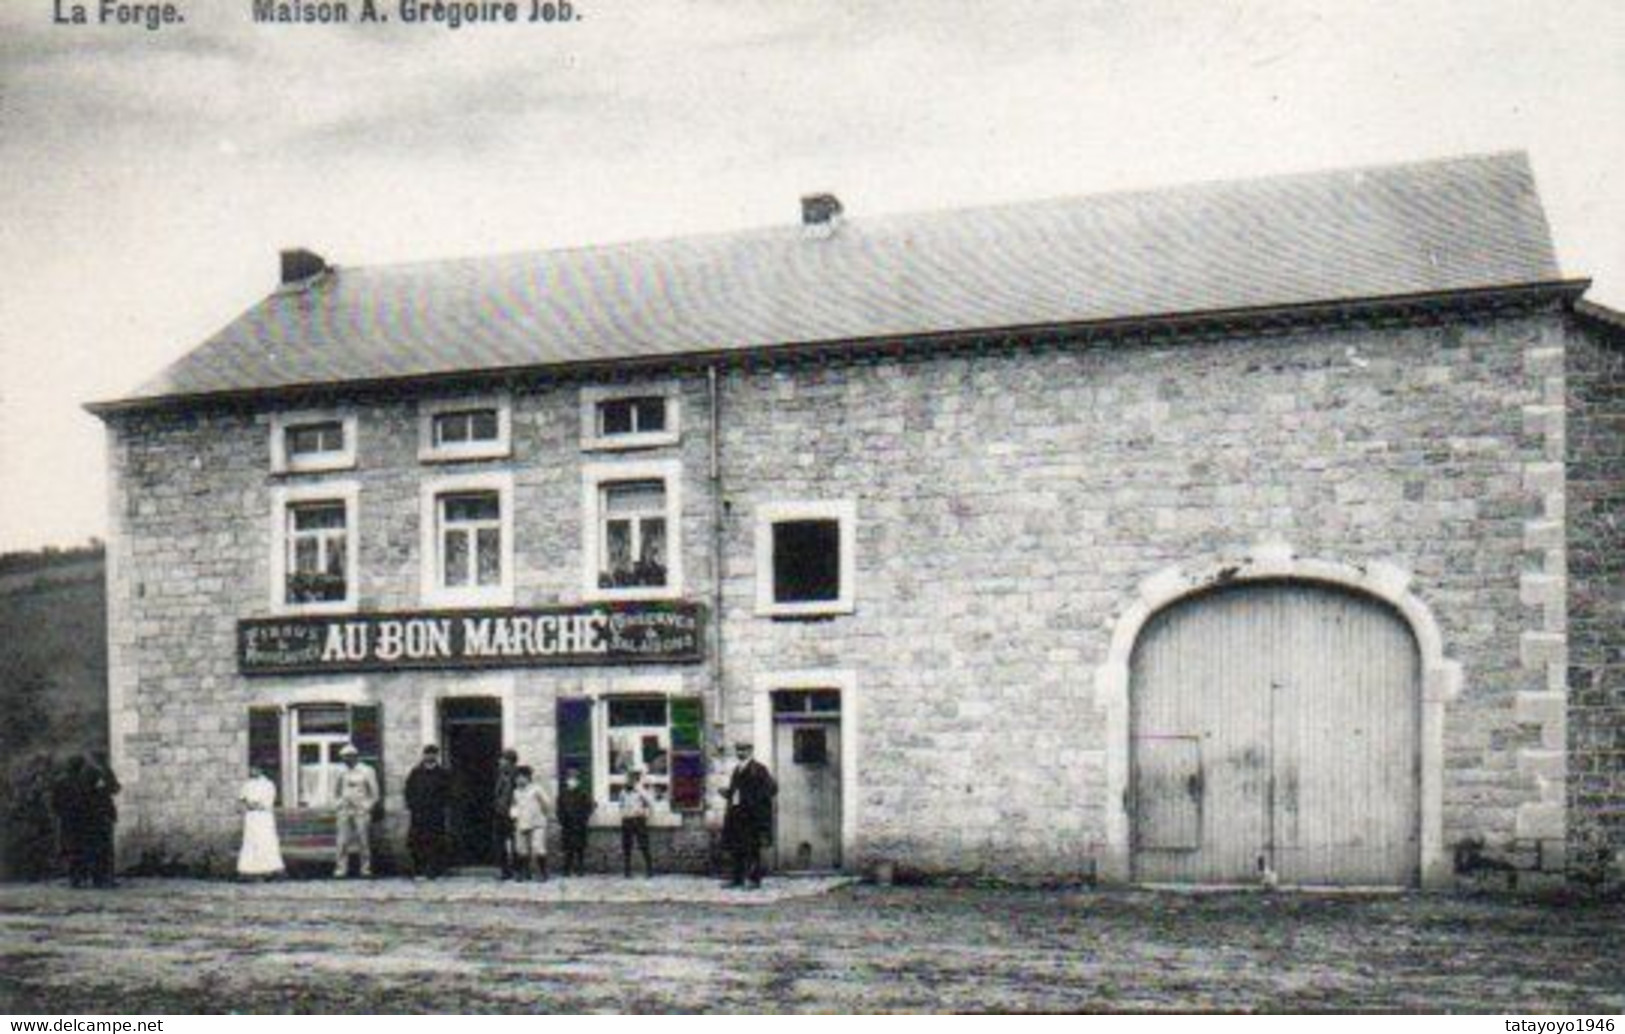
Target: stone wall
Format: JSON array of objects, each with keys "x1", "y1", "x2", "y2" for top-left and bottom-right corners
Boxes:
[
  {"x1": 103, "y1": 304, "x2": 1574, "y2": 881},
  {"x1": 1566, "y1": 319, "x2": 1625, "y2": 880}
]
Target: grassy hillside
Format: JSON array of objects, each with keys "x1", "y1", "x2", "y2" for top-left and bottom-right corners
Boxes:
[{"x1": 0, "y1": 546, "x2": 109, "y2": 879}]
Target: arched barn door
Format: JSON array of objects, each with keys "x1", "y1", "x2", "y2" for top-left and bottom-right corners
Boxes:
[{"x1": 1130, "y1": 581, "x2": 1421, "y2": 886}]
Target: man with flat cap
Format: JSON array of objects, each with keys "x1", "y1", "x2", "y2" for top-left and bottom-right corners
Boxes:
[
  {"x1": 723, "y1": 741, "x2": 777, "y2": 888},
  {"x1": 332, "y1": 743, "x2": 380, "y2": 878},
  {"x1": 405, "y1": 744, "x2": 453, "y2": 879}
]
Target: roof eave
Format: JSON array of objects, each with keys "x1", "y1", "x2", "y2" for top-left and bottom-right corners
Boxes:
[{"x1": 84, "y1": 278, "x2": 1593, "y2": 419}]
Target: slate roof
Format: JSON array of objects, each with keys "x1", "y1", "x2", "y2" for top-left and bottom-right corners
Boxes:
[{"x1": 103, "y1": 151, "x2": 1567, "y2": 410}]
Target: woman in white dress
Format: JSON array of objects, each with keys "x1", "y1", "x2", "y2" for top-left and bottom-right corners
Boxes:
[{"x1": 237, "y1": 766, "x2": 286, "y2": 880}]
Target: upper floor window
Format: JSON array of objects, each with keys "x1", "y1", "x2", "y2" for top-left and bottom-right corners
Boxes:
[
  {"x1": 287, "y1": 502, "x2": 348, "y2": 603},
  {"x1": 270, "y1": 481, "x2": 359, "y2": 614},
  {"x1": 439, "y1": 492, "x2": 502, "y2": 590},
  {"x1": 599, "y1": 480, "x2": 668, "y2": 590},
  {"x1": 755, "y1": 500, "x2": 857, "y2": 617},
  {"x1": 581, "y1": 459, "x2": 683, "y2": 601},
  {"x1": 580, "y1": 383, "x2": 680, "y2": 451},
  {"x1": 420, "y1": 471, "x2": 514, "y2": 607},
  {"x1": 419, "y1": 396, "x2": 511, "y2": 463},
  {"x1": 271, "y1": 410, "x2": 357, "y2": 474}
]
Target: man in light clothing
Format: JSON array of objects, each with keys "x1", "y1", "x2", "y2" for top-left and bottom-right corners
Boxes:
[{"x1": 332, "y1": 743, "x2": 380, "y2": 878}]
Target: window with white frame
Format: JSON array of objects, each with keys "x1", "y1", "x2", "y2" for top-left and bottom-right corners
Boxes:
[
  {"x1": 421, "y1": 473, "x2": 514, "y2": 606},
  {"x1": 605, "y1": 696, "x2": 672, "y2": 807},
  {"x1": 755, "y1": 500, "x2": 857, "y2": 616},
  {"x1": 600, "y1": 480, "x2": 668, "y2": 589},
  {"x1": 440, "y1": 492, "x2": 503, "y2": 589},
  {"x1": 292, "y1": 704, "x2": 352, "y2": 809},
  {"x1": 582, "y1": 460, "x2": 682, "y2": 600},
  {"x1": 580, "y1": 383, "x2": 680, "y2": 451},
  {"x1": 271, "y1": 410, "x2": 357, "y2": 473},
  {"x1": 555, "y1": 687, "x2": 706, "y2": 823},
  {"x1": 418, "y1": 396, "x2": 511, "y2": 462},
  {"x1": 286, "y1": 501, "x2": 348, "y2": 604},
  {"x1": 271, "y1": 482, "x2": 359, "y2": 613}
]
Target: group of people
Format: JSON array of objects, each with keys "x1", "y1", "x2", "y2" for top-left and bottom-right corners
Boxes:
[
  {"x1": 49, "y1": 753, "x2": 121, "y2": 888},
  {"x1": 234, "y1": 738, "x2": 781, "y2": 886}
]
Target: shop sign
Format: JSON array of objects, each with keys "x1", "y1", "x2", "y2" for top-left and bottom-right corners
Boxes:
[{"x1": 239, "y1": 602, "x2": 703, "y2": 675}]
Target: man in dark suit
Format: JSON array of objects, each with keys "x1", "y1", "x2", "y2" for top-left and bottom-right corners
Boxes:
[
  {"x1": 405, "y1": 745, "x2": 453, "y2": 879},
  {"x1": 724, "y1": 741, "x2": 777, "y2": 888}
]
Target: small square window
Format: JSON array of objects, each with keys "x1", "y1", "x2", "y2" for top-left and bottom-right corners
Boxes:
[
  {"x1": 772, "y1": 520, "x2": 841, "y2": 603},
  {"x1": 418, "y1": 397, "x2": 511, "y2": 463},
  {"x1": 433, "y1": 408, "x2": 500, "y2": 446},
  {"x1": 287, "y1": 421, "x2": 345, "y2": 458},
  {"x1": 272, "y1": 411, "x2": 357, "y2": 473},
  {"x1": 599, "y1": 397, "x2": 667, "y2": 438},
  {"x1": 580, "y1": 385, "x2": 680, "y2": 451},
  {"x1": 755, "y1": 501, "x2": 856, "y2": 617}
]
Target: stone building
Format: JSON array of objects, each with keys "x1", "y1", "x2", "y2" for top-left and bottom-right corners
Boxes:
[{"x1": 89, "y1": 152, "x2": 1624, "y2": 887}]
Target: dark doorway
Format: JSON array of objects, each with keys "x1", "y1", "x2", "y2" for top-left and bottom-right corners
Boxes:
[{"x1": 440, "y1": 697, "x2": 503, "y2": 867}]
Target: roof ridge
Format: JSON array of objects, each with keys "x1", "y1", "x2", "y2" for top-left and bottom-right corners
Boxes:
[{"x1": 328, "y1": 150, "x2": 1534, "y2": 278}]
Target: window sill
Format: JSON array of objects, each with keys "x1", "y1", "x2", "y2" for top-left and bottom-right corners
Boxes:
[
  {"x1": 421, "y1": 586, "x2": 515, "y2": 610},
  {"x1": 272, "y1": 598, "x2": 359, "y2": 617},
  {"x1": 756, "y1": 600, "x2": 855, "y2": 619},
  {"x1": 588, "y1": 810, "x2": 688, "y2": 831},
  {"x1": 580, "y1": 431, "x2": 680, "y2": 452},
  {"x1": 272, "y1": 456, "x2": 357, "y2": 476},
  {"x1": 585, "y1": 584, "x2": 684, "y2": 604},
  {"x1": 417, "y1": 444, "x2": 511, "y2": 464}
]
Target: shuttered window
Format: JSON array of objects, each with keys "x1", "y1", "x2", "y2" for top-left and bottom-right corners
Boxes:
[
  {"x1": 247, "y1": 707, "x2": 283, "y2": 805},
  {"x1": 556, "y1": 697, "x2": 594, "y2": 798},
  {"x1": 668, "y1": 696, "x2": 705, "y2": 812}
]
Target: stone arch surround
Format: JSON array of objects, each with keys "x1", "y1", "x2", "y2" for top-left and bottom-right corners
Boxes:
[{"x1": 1093, "y1": 544, "x2": 1462, "y2": 888}]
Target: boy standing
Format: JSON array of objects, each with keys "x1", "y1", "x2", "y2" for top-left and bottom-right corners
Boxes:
[
  {"x1": 557, "y1": 767, "x2": 595, "y2": 876},
  {"x1": 619, "y1": 769, "x2": 654, "y2": 878},
  {"x1": 510, "y1": 766, "x2": 553, "y2": 882}
]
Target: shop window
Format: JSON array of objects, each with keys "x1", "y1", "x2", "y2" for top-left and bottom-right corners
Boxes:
[
  {"x1": 606, "y1": 696, "x2": 672, "y2": 806},
  {"x1": 270, "y1": 482, "x2": 358, "y2": 613},
  {"x1": 554, "y1": 693, "x2": 705, "y2": 821},
  {"x1": 582, "y1": 460, "x2": 683, "y2": 601},
  {"x1": 246, "y1": 701, "x2": 383, "y2": 813},
  {"x1": 271, "y1": 410, "x2": 357, "y2": 473},
  {"x1": 418, "y1": 396, "x2": 511, "y2": 462},
  {"x1": 755, "y1": 500, "x2": 857, "y2": 617},
  {"x1": 580, "y1": 383, "x2": 680, "y2": 451},
  {"x1": 420, "y1": 472, "x2": 513, "y2": 607}
]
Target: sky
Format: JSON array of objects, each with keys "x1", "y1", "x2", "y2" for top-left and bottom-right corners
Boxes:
[{"x1": 1, "y1": 0, "x2": 1621, "y2": 552}]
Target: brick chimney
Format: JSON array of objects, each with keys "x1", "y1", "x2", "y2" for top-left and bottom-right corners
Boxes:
[
  {"x1": 800, "y1": 193, "x2": 843, "y2": 238},
  {"x1": 279, "y1": 248, "x2": 328, "y2": 285}
]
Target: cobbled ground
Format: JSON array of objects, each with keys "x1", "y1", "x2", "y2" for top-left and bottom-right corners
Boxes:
[{"x1": 1, "y1": 878, "x2": 1621, "y2": 1013}]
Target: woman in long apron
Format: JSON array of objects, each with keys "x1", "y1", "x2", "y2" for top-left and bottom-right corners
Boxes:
[{"x1": 237, "y1": 766, "x2": 286, "y2": 880}]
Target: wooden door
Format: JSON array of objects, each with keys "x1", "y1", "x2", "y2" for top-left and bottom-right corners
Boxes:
[
  {"x1": 1130, "y1": 581, "x2": 1420, "y2": 886},
  {"x1": 774, "y1": 719, "x2": 843, "y2": 871}
]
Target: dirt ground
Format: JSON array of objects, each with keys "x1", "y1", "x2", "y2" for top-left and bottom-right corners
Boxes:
[{"x1": 1, "y1": 877, "x2": 1621, "y2": 1013}]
